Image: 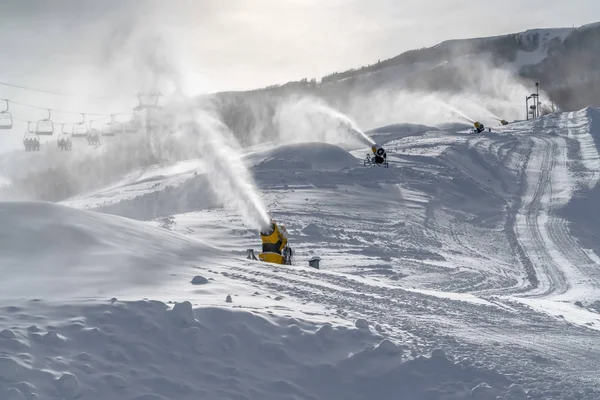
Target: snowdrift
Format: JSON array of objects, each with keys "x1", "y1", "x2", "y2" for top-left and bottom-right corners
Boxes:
[
  {"x1": 0, "y1": 299, "x2": 518, "y2": 400},
  {"x1": 251, "y1": 142, "x2": 359, "y2": 172},
  {"x1": 0, "y1": 202, "x2": 219, "y2": 299}
]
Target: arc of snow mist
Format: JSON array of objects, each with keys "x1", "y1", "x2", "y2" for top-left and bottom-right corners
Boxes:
[
  {"x1": 312, "y1": 102, "x2": 375, "y2": 146},
  {"x1": 190, "y1": 110, "x2": 272, "y2": 232},
  {"x1": 434, "y1": 99, "x2": 476, "y2": 124}
]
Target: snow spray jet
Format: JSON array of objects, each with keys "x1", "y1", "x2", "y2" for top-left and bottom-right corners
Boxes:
[
  {"x1": 433, "y1": 99, "x2": 476, "y2": 124},
  {"x1": 341, "y1": 57, "x2": 543, "y2": 129},
  {"x1": 184, "y1": 107, "x2": 271, "y2": 231},
  {"x1": 274, "y1": 97, "x2": 374, "y2": 149}
]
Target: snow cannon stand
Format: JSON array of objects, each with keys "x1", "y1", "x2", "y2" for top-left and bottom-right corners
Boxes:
[
  {"x1": 364, "y1": 153, "x2": 389, "y2": 168},
  {"x1": 257, "y1": 220, "x2": 294, "y2": 265}
]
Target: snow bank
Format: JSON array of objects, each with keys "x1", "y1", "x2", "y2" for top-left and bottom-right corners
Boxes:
[
  {"x1": 252, "y1": 142, "x2": 359, "y2": 172},
  {"x1": 0, "y1": 201, "x2": 219, "y2": 299},
  {"x1": 0, "y1": 299, "x2": 518, "y2": 400}
]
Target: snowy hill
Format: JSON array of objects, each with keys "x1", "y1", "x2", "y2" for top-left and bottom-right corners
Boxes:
[
  {"x1": 207, "y1": 22, "x2": 600, "y2": 145},
  {"x1": 3, "y1": 105, "x2": 600, "y2": 399}
]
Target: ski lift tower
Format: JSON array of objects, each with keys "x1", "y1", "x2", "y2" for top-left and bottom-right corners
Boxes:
[
  {"x1": 534, "y1": 82, "x2": 540, "y2": 118},
  {"x1": 134, "y1": 92, "x2": 162, "y2": 135},
  {"x1": 525, "y1": 82, "x2": 541, "y2": 120}
]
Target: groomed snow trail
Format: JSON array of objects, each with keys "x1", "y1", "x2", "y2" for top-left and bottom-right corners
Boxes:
[{"x1": 513, "y1": 112, "x2": 600, "y2": 300}]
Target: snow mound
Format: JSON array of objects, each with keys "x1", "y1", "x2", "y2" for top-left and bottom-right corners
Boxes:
[
  {"x1": 0, "y1": 201, "x2": 219, "y2": 299},
  {"x1": 0, "y1": 299, "x2": 519, "y2": 400},
  {"x1": 253, "y1": 142, "x2": 359, "y2": 171},
  {"x1": 191, "y1": 275, "x2": 209, "y2": 285},
  {"x1": 367, "y1": 123, "x2": 438, "y2": 145},
  {"x1": 66, "y1": 171, "x2": 221, "y2": 221}
]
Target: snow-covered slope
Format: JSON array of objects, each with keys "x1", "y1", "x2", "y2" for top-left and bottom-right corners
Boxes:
[
  {"x1": 0, "y1": 204, "x2": 521, "y2": 400},
  {"x1": 4, "y1": 109, "x2": 600, "y2": 398}
]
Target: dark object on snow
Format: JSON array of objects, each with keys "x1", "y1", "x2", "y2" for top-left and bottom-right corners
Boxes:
[
  {"x1": 191, "y1": 276, "x2": 209, "y2": 285},
  {"x1": 473, "y1": 122, "x2": 485, "y2": 134},
  {"x1": 364, "y1": 144, "x2": 389, "y2": 168},
  {"x1": 308, "y1": 256, "x2": 321, "y2": 269},
  {"x1": 246, "y1": 249, "x2": 258, "y2": 260}
]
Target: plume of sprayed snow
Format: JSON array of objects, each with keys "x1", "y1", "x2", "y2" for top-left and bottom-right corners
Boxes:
[
  {"x1": 343, "y1": 55, "x2": 547, "y2": 129},
  {"x1": 175, "y1": 103, "x2": 271, "y2": 231},
  {"x1": 1, "y1": 101, "x2": 273, "y2": 232},
  {"x1": 273, "y1": 97, "x2": 374, "y2": 149}
]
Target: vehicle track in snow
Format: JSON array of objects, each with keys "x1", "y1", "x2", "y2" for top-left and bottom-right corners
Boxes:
[
  {"x1": 513, "y1": 112, "x2": 600, "y2": 299},
  {"x1": 213, "y1": 257, "x2": 600, "y2": 394},
  {"x1": 514, "y1": 135, "x2": 569, "y2": 296}
]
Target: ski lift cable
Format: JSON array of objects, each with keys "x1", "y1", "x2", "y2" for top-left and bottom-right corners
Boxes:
[
  {"x1": 0, "y1": 80, "x2": 133, "y2": 101},
  {"x1": 12, "y1": 114, "x2": 111, "y2": 125},
  {"x1": 7, "y1": 99, "x2": 133, "y2": 117}
]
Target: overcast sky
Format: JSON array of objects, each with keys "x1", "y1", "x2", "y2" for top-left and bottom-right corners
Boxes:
[{"x1": 0, "y1": 0, "x2": 598, "y2": 133}]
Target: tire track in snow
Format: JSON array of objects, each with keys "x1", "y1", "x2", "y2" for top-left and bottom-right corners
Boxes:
[
  {"x1": 217, "y1": 259, "x2": 600, "y2": 391},
  {"x1": 514, "y1": 112, "x2": 600, "y2": 299},
  {"x1": 514, "y1": 135, "x2": 568, "y2": 296}
]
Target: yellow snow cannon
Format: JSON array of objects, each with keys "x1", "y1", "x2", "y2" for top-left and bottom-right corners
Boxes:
[
  {"x1": 473, "y1": 121, "x2": 485, "y2": 134},
  {"x1": 500, "y1": 119, "x2": 508, "y2": 125},
  {"x1": 258, "y1": 220, "x2": 293, "y2": 265}
]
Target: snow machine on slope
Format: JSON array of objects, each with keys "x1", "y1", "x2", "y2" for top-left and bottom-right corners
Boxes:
[
  {"x1": 364, "y1": 144, "x2": 389, "y2": 168},
  {"x1": 472, "y1": 122, "x2": 490, "y2": 134},
  {"x1": 247, "y1": 220, "x2": 294, "y2": 265},
  {"x1": 500, "y1": 119, "x2": 509, "y2": 126}
]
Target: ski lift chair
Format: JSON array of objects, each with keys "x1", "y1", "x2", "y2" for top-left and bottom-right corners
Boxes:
[
  {"x1": 101, "y1": 115, "x2": 120, "y2": 136},
  {"x1": 0, "y1": 100, "x2": 13, "y2": 129},
  {"x1": 87, "y1": 129, "x2": 100, "y2": 146},
  {"x1": 73, "y1": 114, "x2": 89, "y2": 138},
  {"x1": 35, "y1": 110, "x2": 54, "y2": 136},
  {"x1": 101, "y1": 121, "x2": 115, "y2": 136},
  {"x1": 72, "y1": 123, "x2": 89, "y2": 138},
  {"x1": 23, "y1": 132, "x2": 40, "y2": 152},
  {"x1": 57, "y1": 124, "x2": 73, "y2": 151}
]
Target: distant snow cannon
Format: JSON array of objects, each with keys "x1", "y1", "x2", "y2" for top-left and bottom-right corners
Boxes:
[
  {"x1": 364, "y1": 143, "x2": 389, "y2": 168},
  {"x1": 500, "y1": 119, "x2": 509, "y2": 125},
  {"x1": 473, "y1": 122, "x2": 485, "y2": 134},
  {"x1": 256, "y1": 220, "x2": 293, "y2": 265}
]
